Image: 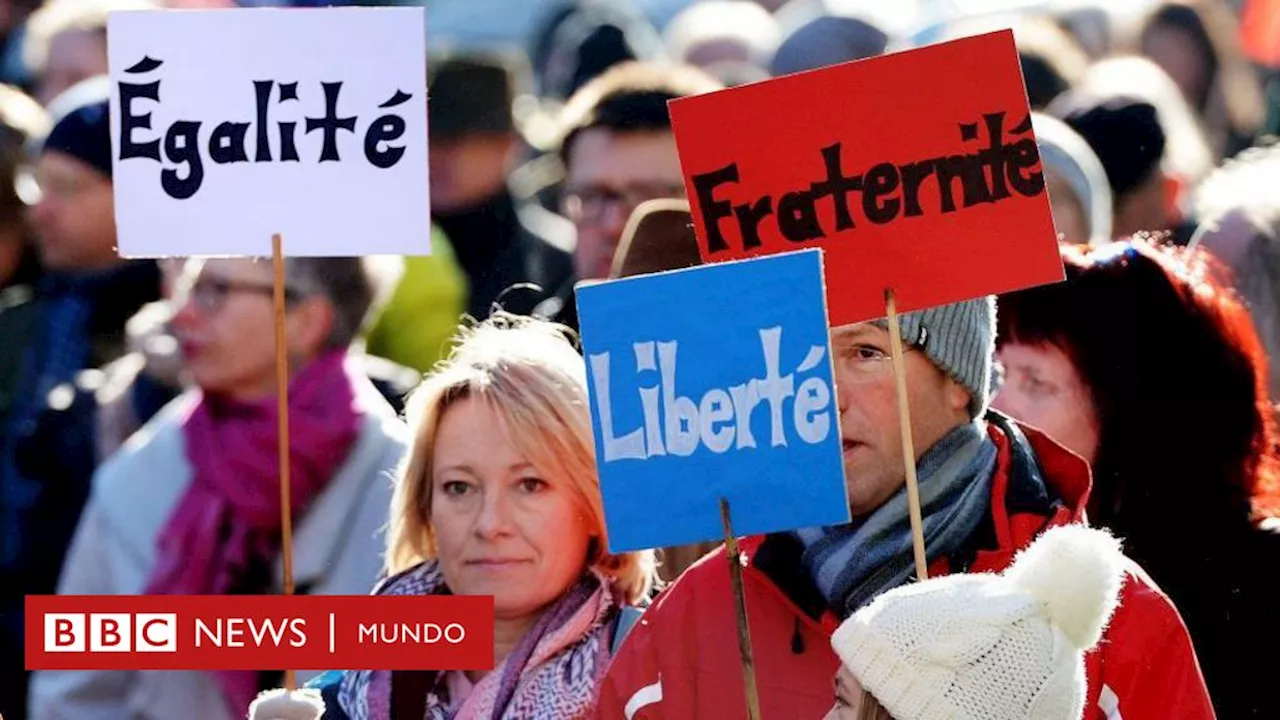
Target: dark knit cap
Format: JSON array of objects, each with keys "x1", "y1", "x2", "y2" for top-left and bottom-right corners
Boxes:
[
  {"x1": 531, "y1": 2, "x2": 662, "y2": 102},
  {"x1": 38, "y1": 75, "x2": 113, "y2": 179},
  {"x1": 769, "y1": 15, "x2": 889, "y2": 77},
  {"x1": 869, "y1": 297, "x2": 998, "y2": 420},
  {"x1": 1049, "y1": 92, "x2": 1165, "y2": 200},
  {"x1": 428, "y1": 52, "x2": 518, "y2": 140}
]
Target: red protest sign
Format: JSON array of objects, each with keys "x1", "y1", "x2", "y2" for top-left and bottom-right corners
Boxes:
[{"x1": 668, "y1": 30, "x2": 1062, "y2": 325}]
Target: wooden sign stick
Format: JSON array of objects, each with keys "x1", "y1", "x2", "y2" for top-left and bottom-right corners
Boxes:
[
  {"x1": 720, "y1": 497, "x2": 762, "y2": 720},
  {"x1": 272, "y1": 233, "x2": 297, "y2": 692},
  {"x1": 884, "y1": 289, "x2": 929, "y2": 581}
]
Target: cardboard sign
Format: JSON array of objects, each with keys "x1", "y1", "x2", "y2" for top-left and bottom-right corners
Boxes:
[
  {"x1": 576, "y1": 249, "x2": 849, "y2": 553},
  {"x1": 668, "y1": 30, "x2": 1062, "y2": 325},
  {"x1": 107, "y1": 8, "x2": 429, "y2": 257},
  {"x1": 1242, "y1": 0, "x2": 1280, "y2": 65}
]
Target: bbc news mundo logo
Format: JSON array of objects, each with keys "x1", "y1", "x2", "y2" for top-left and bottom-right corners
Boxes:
[
  {"x1": 44, "y1": 613, "x2": 177, "y2": 653},
  {"x1": 26, "y1": 595, "x2": 493, "y2": 671}
]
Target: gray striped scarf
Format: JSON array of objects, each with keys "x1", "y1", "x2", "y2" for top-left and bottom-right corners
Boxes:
[{"x1": 794, "y1": 418, "x2": 998, "y2": 617}]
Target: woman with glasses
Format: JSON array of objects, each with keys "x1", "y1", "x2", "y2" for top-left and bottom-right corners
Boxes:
[
  {"x1": 30, "y1": 257, "x2": 411, "y2": 720},
  {"x1": 992, "y1": 237, "x2": 1280, "y2": 719}
]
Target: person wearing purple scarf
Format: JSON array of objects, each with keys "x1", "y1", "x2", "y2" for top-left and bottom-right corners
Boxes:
[
  {"x1": 30, "y1": 257, "x2": 410, "y2": 720},
  {"x1": 255, "y1": 315, "x2": 658, "y2": 720}
]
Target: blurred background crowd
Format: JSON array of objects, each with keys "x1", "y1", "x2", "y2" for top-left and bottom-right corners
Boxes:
[{"x1": 1, "y1": 0, "x2": 1279, "y2": 718}]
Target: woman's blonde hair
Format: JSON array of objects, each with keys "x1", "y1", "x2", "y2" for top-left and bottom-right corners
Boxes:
[
  {"x1": 386, "y1": 313, "x2": 656, "y2": 604},
  {"x1": 858, "y1": 691, "x2": 894, "y2": 720}
]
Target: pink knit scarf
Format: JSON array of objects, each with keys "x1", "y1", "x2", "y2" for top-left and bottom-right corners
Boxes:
[{"x1": 145, "y1": 349, "x2": 361, "y2": 716}]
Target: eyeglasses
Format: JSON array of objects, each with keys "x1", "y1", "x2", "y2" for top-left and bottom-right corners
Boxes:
[
  {"x1": 18, "y1": 165, "x2": 105, "y2": 205},
  {"x1": 562, "y1": 182, "x2": 687, "y2": 224},
  {"x1": 176, "y1": 275, "x2": 301, "y2": 315}
]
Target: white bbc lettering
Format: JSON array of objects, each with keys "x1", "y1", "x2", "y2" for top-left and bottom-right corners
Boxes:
[
  {"x1": 135, "y1": 614, "x2": 178, "y2": 652},
  {"x1": 42, "y1": 613, "x2": 176, "y2": 653},
  {"x1": 193, "y1": 617, "x2": 304, "y2": 649},
  {"x1": 90, "y1": 613, "x2": 132, "y2": 652},
  {"x1": 44, "y1": 614, "x2": 85, "y2": 652}
]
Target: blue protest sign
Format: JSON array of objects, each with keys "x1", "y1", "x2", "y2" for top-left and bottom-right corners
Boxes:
[{"x1": 576, "y1": 248, "x2": 850, "y2": 553}]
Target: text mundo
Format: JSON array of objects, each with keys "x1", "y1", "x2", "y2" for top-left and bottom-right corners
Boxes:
[
  {"x1": 693, "y1": 111, "x2": 1043, "y2": 253},
  {"x1": 589, "y1": 327, "x2": 833, "y2": 462},
  {"x1": 359, "y1": 622, "x2": 467, "y2": 645},
  {"x1": 116, "y1": 56, "x2": 415, "y2": 200}
]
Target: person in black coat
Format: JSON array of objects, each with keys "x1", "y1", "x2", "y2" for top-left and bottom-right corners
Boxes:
[
  {"x1": 0, "y1": 76, "x2": 162, "y2": 720},
  {"x1": 427, "y1": 51, "x2": 575, "y2": 321},
  {"x1": 532, "y1": 61, "x2": 721, "y2": 331}
]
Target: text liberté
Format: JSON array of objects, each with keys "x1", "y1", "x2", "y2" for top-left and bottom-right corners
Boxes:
[
  {"x1": 589, "y1": 327, "x2": 834, "y2": 461},
  {"x1": 692, "y1": 112, "x2": 1043, "y2": 252},
  {"x1": 116, "y1": 56, "x2": 413, "y2": 199}
]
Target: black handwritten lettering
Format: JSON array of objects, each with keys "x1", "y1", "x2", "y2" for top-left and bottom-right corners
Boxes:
[
  {"x1": 253, "y1": 80, "x2": 274, "y2": 162},
  {"x1": 305, "y1": 81, "x2": 356, "y2": 162},
  {"x1": 209, "y1": 122, "x2": 250, "y2": 164},
  {"x1": 115, "y1": 58, "x2": 416, "y2": 199},
  {"x1": 734, "y1": 196, "x2": 773, "y2": 251},
  {"x1": 1006, "y1": 138, "x2": 1043, "y2": 196},
  {"x1": 276, "y1": 82, "x2": 300, "y2": 162},
  {"x1": 364, "y1": 90, "x2": 412, "y2": 169},
  {"x1": 119, "y1": 80, "x2": 161, "y2": 161},
  {"x1": 980, "y1": 113, "x2": 1011, "y2": 200},
  {"x1": 364, "y1": 115, "x2": 405, "y2": 168},
  {"x1": 898, "y1": 160, "x2": 934, "y2": 218},
  {"x1": 162, "y1": 120, "x2": 203, "y2": 200},
  {"x1": 810, "y1": 143, "x2": 862, "y2": 231},
  {"x1": 862, "y1": 163, "x2": 901, "y2": 224},
  {"x1": 692, "y1": 163, "x2": 740, "y2": 253},
  {"x1": 934, "y1": 155, "x2": 968, "y2": 213},
  {"x1": 778, "y1": 191, "x2": 822, "y2": 242},
  {"x1": 126, "y1": 56, "x2": 164, "y2": 74},
  {"x1": 689, "y1": 110, "x2": 1044, "y2": 254}
]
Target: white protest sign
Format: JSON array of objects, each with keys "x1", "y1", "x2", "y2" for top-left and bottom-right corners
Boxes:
[{"x1": 107, "y1": 8, "x2": 430, "y2": 257}]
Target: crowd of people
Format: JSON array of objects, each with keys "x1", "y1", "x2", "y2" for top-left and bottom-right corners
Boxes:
[{"x1": 1, "y1": 0, "x2": 1278, "y2": 718}]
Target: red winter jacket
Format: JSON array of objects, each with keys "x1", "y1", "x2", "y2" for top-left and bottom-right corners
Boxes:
[{"x1": 594, "y1": 423, "x2": 1215, "y2": 720}]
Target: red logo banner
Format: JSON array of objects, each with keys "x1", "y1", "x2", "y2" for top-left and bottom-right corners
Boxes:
[{"x1": 26, "y1": 594, "x2": 494, "y2": 671}]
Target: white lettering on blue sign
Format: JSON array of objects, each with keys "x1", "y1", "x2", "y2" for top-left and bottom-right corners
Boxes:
[{"x1": 589, "y1": 326, "x2": 832, "y2": 462}]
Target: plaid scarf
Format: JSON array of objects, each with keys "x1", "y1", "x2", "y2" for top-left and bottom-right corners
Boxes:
[
  {"x1": 337, "y1": 561, "x2": 620, "y2": 720},
  {"x1": 794, "y1": 418, "x2": 999, "y2": 617}
]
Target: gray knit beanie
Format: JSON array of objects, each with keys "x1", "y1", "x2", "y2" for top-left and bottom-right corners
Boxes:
[{"x1": 871, "y1": 296, "x2": 996, "y2": 419}]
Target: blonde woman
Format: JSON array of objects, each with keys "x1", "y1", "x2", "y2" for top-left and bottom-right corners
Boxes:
[{"x1": 299, "y1": 314, "x2": 655, "y2": 720}]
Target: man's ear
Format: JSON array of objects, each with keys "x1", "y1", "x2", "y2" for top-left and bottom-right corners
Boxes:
[
  {"x1": 287, "y1": 296, "x2": 335, "y2": 358},
  {"x1": 945, "y1": 377, "x2": 972, "y2": 419}
]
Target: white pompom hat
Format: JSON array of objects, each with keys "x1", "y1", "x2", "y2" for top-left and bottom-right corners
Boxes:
[
  {"x1": 248, "y1": 688, "x2": 325, "y2": 720},
  {"x1": 831, "y1": 525, "x2": 1126, "y2": 720}
]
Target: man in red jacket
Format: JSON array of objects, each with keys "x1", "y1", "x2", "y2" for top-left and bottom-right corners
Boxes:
[{"x1": 595, "y1": 297, "x2": 1215, "y2": 720}]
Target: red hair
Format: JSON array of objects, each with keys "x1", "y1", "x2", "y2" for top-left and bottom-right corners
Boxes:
[{"x1": 998, "y1": 236, "x2": 1279, "y2": 533}]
